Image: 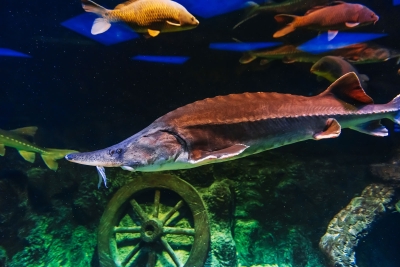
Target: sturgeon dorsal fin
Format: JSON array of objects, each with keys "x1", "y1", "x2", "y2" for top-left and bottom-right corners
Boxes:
[
  {"x1": 10, "y1": 126, "x2": 38, "y2": 137},
  {"x1": 319, "y1": 72, "x2": 373, "y2": 106},
  {"x1": 304, "y1": 1, "x2": 345, "y2": 15}
]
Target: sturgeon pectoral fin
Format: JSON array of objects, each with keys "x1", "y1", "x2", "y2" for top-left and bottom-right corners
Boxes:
[
  {"x1": 345, "y1": 22, "x2": 360, "y2": 28},
  {"x1": 18, "y1": 150, "x2": 36, "y2": 163},
  {"x1": 148, "y1": 29, "x2": 160, "y2": 37},
  {"x1": 350, "y1": 120, "x2": 388, "y2": 137},
  {"x1": 166, "y1": 20, "x2": 181, "y2": 26},
  {"x1": 10, "y1": 126, "x2": 38, "y2": 137},
  {"x1": 0, "y1": 145, "x2": 5, "y2": 156},
  {"x1": 327, "y1": 30, "x2": 338, "y2": 41},
  {"x1": 189, "y1": 144, "x2": 249, "y2": 164},
  {"x1": 92, "y1": 18, "x2": 111, "y2": 35},
  {"x1": 96, "y1": 166, "x2": 108, "y2": 189},
  {"x1": 313, "y1": 118, "x2": 341, "y2": 140},
  {"x1": 121, "y1": 166, "x2": 135, "y2": 172}
]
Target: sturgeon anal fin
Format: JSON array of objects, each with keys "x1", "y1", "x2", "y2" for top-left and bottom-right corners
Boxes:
[
  {"x1": 41, "y1": 154, "x2": 58, "y2": 171},
  {"x1": 313, "y1": 118, "x2": 341, "y2": 140},
  {"x1": 92, "y1": 18, "x2": 111, "y2": 35},
  {"x1": 189, "y1": 144, "x2": 249, "y2": 164},
  {"x1": 350, "y1": 120, "x2": 388, "y2": 137},
  {"x1": 345, "y1": 22, "x2": 360, "y2": 28},
  {"x1": 0, "y1": 144, "x2": 5, "y2": 156},
  {"x1": 239, "y1": 53, "x2": 257, "y2": 64},
  {"x1": 166, "y1": 20, "x2": 181, "y2": 26},
  {"x1": 10, "y1": 126, "x2": 38, "y2": 137},
  {"x1": 148, "y1": 29, "x2": 160, "y2": 37},
  {"x1": 18, "y1": 150, "x2": 36, "y2": 163},
  {"x1": 327, "y1": 30, "x2": 338, "y2": 41},
  {"x1": 318, "y1": 72, "x2": 373, "y2": 106}
]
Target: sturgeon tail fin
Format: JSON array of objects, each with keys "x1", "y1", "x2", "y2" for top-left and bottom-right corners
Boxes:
[
  {"x1": 389, "y1": 94, "x2": 400, "y2": 124},
  {"x1": 42, "y1": 148, "x2": 79, "y2": 171},
  {"x1": 273, "y1": 14, "x2": 298, "y2": 38},
  {"x1": 233, "y1": 2, "x2": 260, "y2": 29},
  {"x1": 81, "y1": 0, "x2": 111, "y2": 35}
]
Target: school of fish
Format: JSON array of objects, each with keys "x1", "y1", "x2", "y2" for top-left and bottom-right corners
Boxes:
[{"x1": 3, "y1": 0, "x2": 400, "y2": 189}]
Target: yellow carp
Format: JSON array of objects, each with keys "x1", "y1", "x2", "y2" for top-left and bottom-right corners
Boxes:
[{"x1": 81, "y1": 0, "x2": 199, "y2": 37}]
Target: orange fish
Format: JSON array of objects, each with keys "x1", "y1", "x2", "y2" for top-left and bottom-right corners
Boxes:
[
  {"x1": 81, "y1": 0, "x2": 199, "y2": 37},
  {"x1": 273, "y1": 1, "x2": 379, "y2": 40}
]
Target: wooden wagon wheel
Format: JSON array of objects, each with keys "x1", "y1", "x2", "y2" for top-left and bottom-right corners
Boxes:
[{"x1": 97, "y1": 173, "x2": 210, "y2": 267}]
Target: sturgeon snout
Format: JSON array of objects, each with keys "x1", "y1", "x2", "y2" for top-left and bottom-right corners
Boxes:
[{"x1": 65, "y1": 130, "x2": 186, "y2": 188}]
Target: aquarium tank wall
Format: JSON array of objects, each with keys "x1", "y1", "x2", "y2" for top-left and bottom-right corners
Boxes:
[{"x1": 1, "y1": 0, "x2": 400, "y2": 266}]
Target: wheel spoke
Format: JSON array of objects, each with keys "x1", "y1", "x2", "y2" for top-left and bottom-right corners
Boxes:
[
  {"x1": 163, "y1": 227, "x2": 195, "y2": 236},
  {"x1": 161, "y1": 236, "x2": 183, "y2": 267},
  {"x1": 121, "y1": 241, "x2": 143, "y2": 267},
  {"x1": 147, "y1": 251, "x2": 156, "y2": 267},
  {"x1": 154, "y1": 190, "x2": 160, "y2": 219},
  {"x1": 130, "y1": 198, "x2": 148, "y2": 223},
  {"x1": 114, "y1": 226, "x2": 141, "y2": 234},
  {"x1": 161, "y1": 200, "x2": 184, "y2": 225}
]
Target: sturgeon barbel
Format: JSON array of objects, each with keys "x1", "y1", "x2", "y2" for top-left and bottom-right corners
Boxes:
[{"x1": 66, "y1": 73, "x2": 400, "y2": 187}]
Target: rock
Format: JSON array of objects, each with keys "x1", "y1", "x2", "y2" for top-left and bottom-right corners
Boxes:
[
  {"x1": 202, "y1": 179, "x2": 237, "y2": 267},
  {"x1": 0, "y1": 246, "x2": 7, "y2": 267},
  {"x1": 319, "y1": 184, "x2": 395, "y2": 267}
]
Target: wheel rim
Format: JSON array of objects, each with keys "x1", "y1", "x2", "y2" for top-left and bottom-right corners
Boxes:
[{"x1": 98, "y1": 173, "x2": 210, "y2": 267}]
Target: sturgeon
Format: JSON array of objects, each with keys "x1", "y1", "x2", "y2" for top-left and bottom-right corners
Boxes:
[
  {"x1": 66, "y1": 73, "x2": 400, "y2": 187},
  {"x1": 0, "y1": 126, "x2": 78, "y2": 170}
]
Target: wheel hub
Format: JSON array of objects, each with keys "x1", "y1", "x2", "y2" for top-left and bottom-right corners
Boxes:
[{"x1": 141, "y1": 218, "x2": 163, "y2": 242}]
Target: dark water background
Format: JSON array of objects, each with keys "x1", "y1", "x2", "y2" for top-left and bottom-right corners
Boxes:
[
  {"x1": 2, "y1": 0, "x2": 400, "y2": 150},
  {"x1": 1, "y1": 0, "x2": 400, "y2": 266}
]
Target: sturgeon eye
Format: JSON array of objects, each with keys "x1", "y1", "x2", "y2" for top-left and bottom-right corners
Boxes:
[
  {"x1": 116, "y1": 148, "x2": 122, "y2": 154},
  {"x1": 108, "y1": 150, "x2": 115, "y2": 156}
]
